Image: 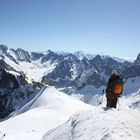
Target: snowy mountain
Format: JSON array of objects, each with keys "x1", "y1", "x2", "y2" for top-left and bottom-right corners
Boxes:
[
  {"x1": 0, "y1": 44, "x2": 138, "y2": 89},
  {"x1": 0, "y1": 44, "x2": 140, "y2": 120},
  {"x1": 0, "y1": 45, "x2": 44, "y2": 119},
  {"x1": 74, "y1": 51, "x2": 128, "y2": 63},
  {"x1": 42, "y1": 107, "x2": 140, "y2": 140},
  {"x1": 0, "y1": 67, "x2": 43, "y2": 120},
  {"x1": 0, "y1": 86, "x2": 91, "y2": 140},
  {"x1": 0, "y1": 86, "x2": 140, "y2": 140},
  {"x1": 134, "y1": 53, "x2": 140, "y2": 65}
]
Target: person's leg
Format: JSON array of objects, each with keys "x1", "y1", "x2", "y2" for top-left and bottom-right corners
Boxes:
[
  {"x1": 107, "y1": 98, "x2": 110, "y2": 107},
  {"x1": 111, "y1": 98, "x2": 118, "y2": 108},
  {"x1": 106, "y1": 94, "x2": 118, "y2": 108},
  {"x1": 106, "y1": 95, "x2": 112, "y2": 107}
]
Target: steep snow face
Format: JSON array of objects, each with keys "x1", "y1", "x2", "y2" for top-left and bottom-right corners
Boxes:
[
  {"x1": 42, "y1": 108, "x2": 140, "y2": 140},
  {"x1": 0, "y1": 87, "x2": 91, "y2": 140}
]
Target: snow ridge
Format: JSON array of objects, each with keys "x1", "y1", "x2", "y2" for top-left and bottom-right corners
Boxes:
[
  {"x1": 42, "y1": 108, "x2": 140, "y2": 140},
  {"x1": 0, "y1": 86, "x2": 140, "y2": 140}
]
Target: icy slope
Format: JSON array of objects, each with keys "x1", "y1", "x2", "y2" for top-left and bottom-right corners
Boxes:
[
  {"x1": 0, "y1": 87, "x2": 91, "y2": 140},
  {"x1": 42, "y1": 107, "x2": 140, "y2": 140}
]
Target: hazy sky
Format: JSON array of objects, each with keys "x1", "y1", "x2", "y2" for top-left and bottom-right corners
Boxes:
[{"x1": 0, "y1": 0, "x2": 140, "y2": 59}]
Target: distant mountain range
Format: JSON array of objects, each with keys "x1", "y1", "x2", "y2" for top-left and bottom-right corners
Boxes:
[
  {"x1": 0, "y1": 44, "x2": 140, "y2": 91},
  {"x1": 0, "y1": 44, "x2": 140, "y2": 119}
]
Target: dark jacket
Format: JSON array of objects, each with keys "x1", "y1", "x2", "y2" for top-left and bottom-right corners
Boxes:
[
  {"x1": 106, "y1": 74, "x2": 121, "y2": 94},
  {"x1": 106, "y1": 74, "x2": 122, "y2": 108}
]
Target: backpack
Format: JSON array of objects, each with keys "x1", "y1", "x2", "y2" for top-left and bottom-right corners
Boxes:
[{"x1": 112, "y1": 75, "x2": 123, "y2": 95}]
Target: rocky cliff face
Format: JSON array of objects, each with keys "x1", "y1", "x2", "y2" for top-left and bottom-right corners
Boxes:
[
  {"x1": 10, "y1": 48, "x2": 31, "y2": 62},
  {"x1": 42, "y1": 53, "x2": 133, "y2": 89},
  {"x1": 0, "y1": 70, "x2": 42, "y2": 119},
  {"x1": 0, "y1": 56, "x2": 43, "y2": 120},
  {"x1": 134, "y1": 53, "x2": 140, "y2": 65}
]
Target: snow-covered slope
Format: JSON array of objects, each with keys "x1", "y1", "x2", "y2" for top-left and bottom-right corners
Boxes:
[
  {"x1": 0, "y1": 87, "x2": 91, "y2": 140},
  {"x1": 0, "y1": 86, "x2": 140, "y2": 140},
  {"x1": 119, "y1": 89, "x2": 140, "y2": 110},
  {"x1": 0, "y1": 45, "x2": 58, "y2": 83},
  {"x1": 18, "y1": 60, "x2": 57, "y2": 82},
  {"x1": 42, "y1": 108, "x2": 140, "y2": 140},
  {"x1": 0, "y1": 131, "x2": 5, "y2": 140},
  {"x1": 41, "y1": 87, "x2": 140, "y2": 140},
  {"x1": 2, "y1": 54, "x2": 57, "y2": 82}
]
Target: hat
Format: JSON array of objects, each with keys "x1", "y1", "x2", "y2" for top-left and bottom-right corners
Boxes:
[{"x1": 111, "y1": 70, "x2": 117, "y2": 75}]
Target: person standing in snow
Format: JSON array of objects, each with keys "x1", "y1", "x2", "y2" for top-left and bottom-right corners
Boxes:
[{"x1": 106, "y1": 70, "x2": 123, "y2": 108}]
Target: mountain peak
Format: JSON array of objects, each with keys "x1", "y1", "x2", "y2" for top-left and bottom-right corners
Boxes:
[
  {"x1": 12, "y1": 48, "x2": 31, "y2": 62},
  {"x1": 134, "y1": 53, "x2": 140, "y2": 65},
  {"x1": 0, "y1": 44, "x2": 8, "y2": 54}
]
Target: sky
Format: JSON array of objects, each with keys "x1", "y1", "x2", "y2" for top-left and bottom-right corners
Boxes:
[{"x1": 0, "y1": 0, "x2": 140, "y2": 60}]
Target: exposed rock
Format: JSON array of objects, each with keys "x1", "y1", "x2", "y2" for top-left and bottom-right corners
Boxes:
[
  {"x1": 31, "y1": 52, "x2": 44, "y2": 61},
  {"x1": 134, "y1": 53, "x2": 140, "y2": 65},
  {"x1": 11, "y1": 48, "x2": 31, "y2": 62}
]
